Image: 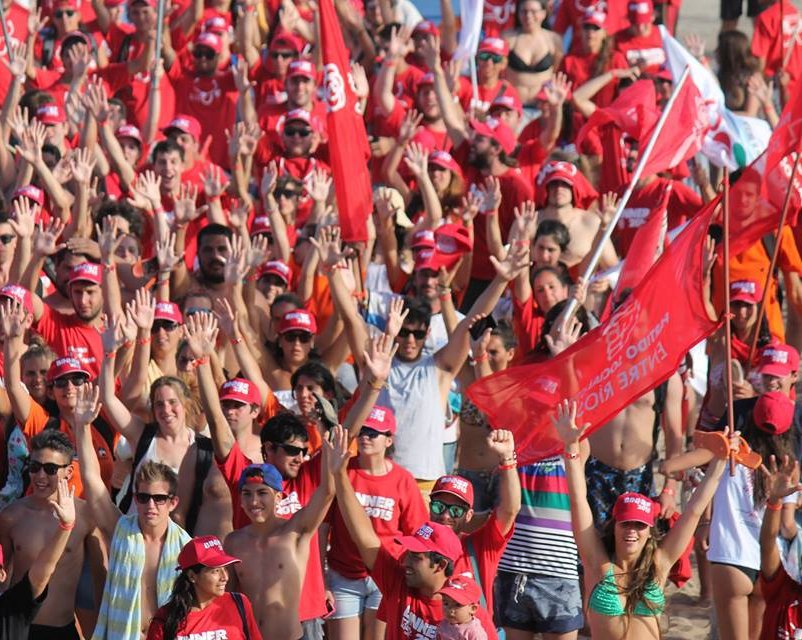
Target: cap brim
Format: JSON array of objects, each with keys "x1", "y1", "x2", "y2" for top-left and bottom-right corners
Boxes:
[
  {"x1": 430, "y1": 488, "x2": 471, "y2": 506},
  {"x1": 394, "y1": 535, "x2": 432, "y2": 554},
  {"x1": 51, "y1": 368, "x2": 92, "y2": 381},
  {"x1": 614, "y1": 514, "x2": 655, "y2": 526},
  {"x1": 437, "y1": 587, "x2": 474, "y2": 606},
  {"x1": 730, "y1": 294, "x2": 757, "y2": 304},
  {"x1": 758, "y1": 364, "x2": 793, "y2": 377},
  {"x1": 69, "y1": 277, "x2": 102, "y2": 286},
  {"x1": 219, "y1": 394, "x2": 250, "y2": 404},
  {"x1": 200, "y1": 552, "x2": 241, "y2": 568}
]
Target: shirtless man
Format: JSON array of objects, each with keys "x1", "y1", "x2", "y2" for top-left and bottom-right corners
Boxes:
[
  {"x1": 70, "y1": 384, "x2": 191, "y2": 639},
  {"x1": 0, "y1": 431, "x2": 105, "y2": 640},
  {"x1": 224, "y1": 426, "x2": 342, "y2": 640},
  {"x1": 537, "y1": 160, "x2": 618, "y2": 271}
]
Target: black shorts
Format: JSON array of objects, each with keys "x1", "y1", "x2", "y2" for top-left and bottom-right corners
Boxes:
[
  {"x1": 711, "y1": 561, "x2": 760, "y2": 584},
  {"x1": 29, "y1": 622, "x2": 81, "y2": 640},
  {"x1": 720, "y1": 0, "x2": 762, "y2": 21}
]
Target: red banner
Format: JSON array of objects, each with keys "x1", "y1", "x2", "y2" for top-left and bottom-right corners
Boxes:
[
  {"x1": 467, "y1": 199, "x2": 721, "y2": 464},
  {"x1": 762, "y1": 93, "x2": 802, "y2": 222},
  {"x1": 319, "y1": 0, "x2": 372, "y2": 242}
]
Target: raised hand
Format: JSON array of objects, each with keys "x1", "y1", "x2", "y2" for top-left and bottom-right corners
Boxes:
[
  {"x1": 70, "y1": 147, "x2": 97, "y2": 185},
  {"x1": 544, "y1": 72, "x2": 572, "y2": 106},
  {"x1": 595, "y1": 192, "x2": 618, "y2": 228},
  {"x1": 233, "y1": 56, "x2": 254, "y2": 95},
  {"x1": 100, "y1": 314, "x2": 127, "y2": 353},
  {"x1": 489, "y1": 242, "x2": 529, "y2": 281},
  {"x1": 8, "y1": 106, "x2": 29, "y2": 141},
  {"x1": 247, "y1": 234, "x2": 270, "y2": 270},
  {"x1": 417, "y1": 32, "x2": 440, "y2": 70},
  {"x1": 323, "y1": 424, "x2": 351, "y2": 476},
  {"x1": 545, "y1": 315, "x2": 583, "y2": 356},
  {"x1": 223, "y1": 234, "x2": 249, "y2": 285},
  {"x1": 9, "y1": 195, "x2": 38, "y2": 239},
  {"x1": 50, "y1": 478, "x2": 77, "y2": 528},
  {"x1": 683, "y1": 33, "x2": 707, "y2": 60},
  {"x1": 461, "y1": 190, "x2": 482, "y2": 224},
  {"x1": 2, "y1": 40, "x2": 27, "y2": 77},
  {"x1": 398, "y1": 109, "x2": 423, "y2": 144},
  {"x1": 125, "y1": 288, "x2": 156, "y2": 331},
  {"x1": 351, "y1": 61, "x2": 369, "y2": 100},
  {"x1": 403, "y1": 141, "x2": 428, "y2": 178},
  {"x1": 27, "y1": 6, "x2": 46, "y2": 35},
  {"x1": 33, "y1": 218, "x2": 67, "y2": 256},
  {"x1": 173, "y1": 182, "x2": 201, "y2": 227},
  {"x1": 0, "y1": 299, "x2": 28, "y2": 341},
  {"x1": 260, "y1": 161, "x2": 279, "y2": 199},
  {"x1": 202, "y1": 165, "x2": 226, "y2": 199},
  {"x1": 15, "y1": 119, "x2": 46, "y2": 165},
  {"x1": 550, "y1": 399, "x2": 589, "y2": 447},
  {"x1": 83, "y1": 76, "x2": 111, "y2": 122},
  {"x1": 66, "y1": 382, "x2": 102, "y2": 429},
  {"x1": 67, "y1": 42, "x2": 92, "y2": 79},
  {"x1": 309, "y1": 225, "x2": 346, "y2": 269},
  {"x1": 386, "y1": 24, "x2": 413, "y2": 60},
  {"x1": 487, "y1": 429, "x2": 515, "y2": 462},
  {"x1": 762, "y1": 454, "x2": 802, "y2": 503},
  {"x1": 127, "y1": 171, "x2": 162, "y2": 211},
  {"x1": 95, "y1": 216, "x2": 123, "y2": 263},
  {"x1": 183, "y1": 311, "x2": 219, "y2": 358},
  {"x1": 384, "y1": 296, "x2": 408, "y2": 339},
  {"x1": 363, "y1": 332, "x2": 397, "y2": 383},
  {"x1": 304, "y1": 168, "x2": 332, "y2": 203},
  {"x1": 477, "y1": 176, "x2": 502, "y2": 213},
  {"x1": 510, "y1": 201, "x2": 538, "y2": 243},
  {"x1": 470, "y1": 324, "x2": 492, "y2": 362},
  {"x1": 213, "y1": 298, "x2": 238, "y2": 339}
]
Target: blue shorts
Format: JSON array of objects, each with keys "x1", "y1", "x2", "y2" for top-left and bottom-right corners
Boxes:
[
  {"x1": 585, "y1": 456, "x2": 653, "y2": 529},
  {"x1": 327, "y1": 568, "x2": 382, "y2": 619},
  {"x1": 494, "y1": 570, "x2": 584, "y2": 634}
]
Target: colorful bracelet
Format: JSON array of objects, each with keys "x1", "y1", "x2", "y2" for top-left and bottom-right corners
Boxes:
[
  {"x1": 58, "y1": 521, "x2": 76, "y2": 531},
  {"x1": 192, "y1": 356, "x2": 209, "y2": 368},
  {"x1": 766, "y1": 501, "x2": 783, "y2": 512},
  {"x1": 102, "y1": 262, "x2": 116, "y2": 273},
  {"x1": 661, "y1": 487, "x2": 676, "y2": 497},
  {"x1": 472, "y1": 353, "x2": 489, "y2": 364},
  {"x1": 563, "y1": 450, "x2": 580, "y2": 460},
  {"x1": 137, "y1": 336, "x2": 152, "y2": 346},
  {"x1": 498, "y1": 462, "x2": 517, "y2": 472},
  {"x1": 231, "y1": 336, "x2": 243, "y2": 346}
]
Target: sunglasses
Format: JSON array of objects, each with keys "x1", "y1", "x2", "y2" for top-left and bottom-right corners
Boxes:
[
  {"x1": 54, "y1": 9, "x2": 75, "y2": 17},
  {"x1": 477, "y1": 52, "x2": 504, "y2": 63},
  {"x1": 397, "y1": 328, "x2": 427, "y2": 340},
  {"x1": 281, "y1": 330, "x2": 313, "y2": 343},
  {"x1": 582, "y1": 23, "x2": 602, "y2": 30},
  {"x1": 430, "y1": 499, "x2": 469, "y2": 519},
  {"x1": 52, "y1": 375, "x2": 88, "y2": 389},
  {"x1": 28, "y1": 460, "x2": 71, "y2": 475},
  {"x1": 284, "y1": 127, "x2": 312, "y2": 138},
  {"x1": 134, "y1": 492, "x2": 173, "y2": 505},
  {"x1": 193, "y1": 48, "x2": 217, "y2": 60},
  {"x1": 152, "y1": 320, "x2": 180, "y2": 333},
  {"x1": 358, "y1": 426, "x2": 391, "y2": 439},
  {"x1": 275, "y1": 189, "x2": 300, "y2": 199},
  {"x1": 274, "y1": 442, "x2": 308, "y2": 457},
  {"x1": 185, "y1": 306, "x2": 212, "y2": 317},
  {"x1": 270, "y1": 50, "x2": 297, "y2": 59},
  {"x1": 0, "y1": 235, "x2": 15, "y2": 245}
]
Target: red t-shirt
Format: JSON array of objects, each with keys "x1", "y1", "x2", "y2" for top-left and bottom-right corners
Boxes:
[
  {"x1": 327, "y1": 458, "x2": 427, "y2": 580},
  {"x1": 458, "y1": 80, "x2": 520, "y2": 115},
  {"x1": 33, "y1": 305, "x2": 104, "y2": 378},
  {"x1": 614, "y1": 27, "x2": 666, "y2": 74},
  {"x1": 751, "y1": 0, "x2": 802, "y2": 83},
  {"x1": 554, "y1": 0, "x2": 629, "y2": 52},
  {"x1": 372, "y1": 545, "x2": 498, "y2": 640},
  {"x1": 252, "y1": 153, "x2": 331, "y2": 227},
  {"x1": 482, "y1": 0, "x2": 516, "y2": 36},
  {"x1": 147, "y1": 592, "x2": 262, "y2": 640},
  {"x1": 512, "y1": 292, "x2": 546, "y2": 357},
  {"x1": 0, "y1": 3, "x2": 30, "y2": 99},
  {"x1": 758, "y1": 565, "x2": 802, "y2": 640},
  {"x1": 561, "y1": 51, "x2": 629, "y2": 108}
]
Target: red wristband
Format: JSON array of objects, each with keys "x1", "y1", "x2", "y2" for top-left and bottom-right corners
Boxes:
[
  {"x1": 59, "y1": 521, "x2": 75, "y2": 531},
  {"x1": 137, "y1": 336, "x2": 152, "y2": 346},
  {"x1": 766, "y1": 501, "x2": 783, "y2": 512}
]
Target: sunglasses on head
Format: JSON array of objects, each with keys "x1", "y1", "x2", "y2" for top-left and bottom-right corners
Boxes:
[
  {"x1": 271, "y1": 50, "x2": 297, "y2": 59},
  {"x1": 134, "y1": 492, "x2": 173, "y2": 505},
  {"x1": 54, "y1": 9, "x2": 75, "y2": 17},
  {"x1": 0, "y1": 234, "x2": 15, "y2": 245},
  {"x1": 477, "y1": 52, "x2": 503, "y2": 63},
  {"x1": 274, "y1": 442, "x2": 308, "y2": 457},
  {"x1": 28, "y1": 460, "x2": 71, "y2": 475},
  {"x1": 275, "y1": 189, "x2": 300, "y2": 199},
  {"x1": 193, "y1": 48, "x2": 217, "y2": 60},
  {"x1": 152, "y1": 320, "x2": 180, "y2": 333},
  {"x1": 397, "y1": 328, "x2": 427, "y2": 340},
  {"x1": 284, "y1": 127, "x2": 312, "y2": 138},
  {"x1": 281, "y1": 330, "x2": 313, "y2": 343},
  {"x1": 358, "y1": 426, "x2": 390, "y2": 439},
  {"x1": 52, "y1": 375, "x2": 88, "y2": 389},
  {"x1": 430, "y1": 499, "x2": 469, "y2": 518}
]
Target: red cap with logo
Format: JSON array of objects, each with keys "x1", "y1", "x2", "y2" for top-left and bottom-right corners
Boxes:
[
  {"x1": 287, "y1": 59, "x2": 317, "y2": 80},
  {"x1": 612, "y1": 492, "x2": 658, "y2": 526},
  {"x1": 194, "y1": 31, "x2": 223, "y2": 54},
  {"x1": 411, "y1": 229, "x2": 435, "y2": 250},
  {"x1": 628, "y1": 0, "x2": 654, "y2": 24},
  {"x1": 278, "y1": 309, "x2": 318, "y2": 335},
  {"x1": 730, "y1": 279, "x2": 762, "y2": 305},
  {"x1": 758, "y1": 344, "x2": 800, "y2": 377},
  {"x1": 257, "y1": 260, "x2": 291, "y2": 285},
  {"x1": 754, "y1": 391, "x2": 795, "y2": 435},
  {"x1": 412, "y1": 20, "x2": 440, "y2": 37},
  {"x1": 219, "y1": 378, "x2": 262, "y2": 406},
  {"x1": 36, "y1": 103, "x2": 66, "y2": 125},
  {"x1": 541, "y1": 160, "x2": 578, "y2": 187},
  {"x1": 162, "y1": 115, "x2": 202, "y2": 141},
  {"x1": 363, "y1": 405, "x2": 396, "y2": 434},
  {"x1": 415, "y1": 72, "x2": 436, "y2": 92},
  {"x1": 469, "y1": 117, "x2": 517, "y2": 155},
  {"x1": 203, "y1": 15, "x2": 230, "y2": 34},
  {"x1": 428, "y1": 150, "x2": 464, "y2": 179},
  {"x1": 154, "y1": 301, "x2": 183, "y2": 324},
  {"x1": 477, "y1": 37, "x2": 509, "y2": 57},
  {"x1": 270, "y1": 32, "x2": 303, "y2": 53},
  {"x1": 437, "y1": 574, "x2": 483, "y2": 606},
  {"x1": 581, "y1": 8, "x2": 607, "y2": 28},
  {"x1": 394, "y1": 521, "x2": 463, "y2": 562},
  {"x1": 431, "y1": 474, "x2": 474, "y2": 506},
  {"x1": 176, "y1": 536, "x2": 240, "y2": 571},
  {"x1": 0, "y1": 284, "x2": 33, "y2": 315},
  {"x1": 12, "y1": 185, "x2": 45, "y2": 207},
  {"x1": 47, "y1": 356, "x2": 91, "y2": 383},
  {"x1": 250, "y1": 215, "x2": 272, "y2": 236},
  {"x1": 490, "y1": 93, "x2": 523, "y2": 116},
  {"x1": 69, "y1": 262, "x2": 102, "y2": 286},
  {"x1": 115, "y1": 124, "x2": 143, "y2": 145}
]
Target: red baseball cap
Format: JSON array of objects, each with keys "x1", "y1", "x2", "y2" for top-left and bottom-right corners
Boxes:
[
  {"x1": 270, "y1": 32, "x2": 303, "y2": 53},
  {"x1": 414, "y1": 248, "x2": 460, "y2": 273},
  {"x1": 437, "y1": 575, "x2": 482, "y2": 606},
  {"x1": 758, "y1": 344, "x2": 800, "y2": 377},
  {"x1": 413, "y1": 20, "x2": 440, "y2": 37},
  {"x1": 0, "y1": 284, "x2": 33, "y2": 315},
  {"x1": 753, "y1": 391, "x2": 795, "y2": 435},
  {"x1": 581, "y1": 8, "x2": 607, "y2": 28},
  {"x1": 250, "y1": 215, "x2": 272, "y2": 236},
  {"x1": 36, "y1": 103, "x2": 66, "y2": 125},
  {"x1": 469, "y1": 117, "x2": 517, "y2": 155},
  {"x1": 730, "y1": 279, "x2": 762, "y2": 305},
  {"x1": 477, "y1": 37, "x2": 509, "y2": 57},
  {"x1": 490, "y1": 93, "x2": 523, "y2": 116},
  {"x1": 104, "y1": 0, "x2": 126, "y2": 7},
  {"x1": 415, "y1": 72, "x2": 436, "y2": 92},
  {"x1": 162, "y1": 115, "x2": 202, "y2": 141},
  {"x1": 176, "y1": 536, "x2": 240, "y2": 571},
  {"x1": 612, "y1": 492, "x2": 658, "y2": 526},
  {"x1": 431, "y1": 474, "x2": 474, "y2": 506},
  {"x1": 154, "y1": 301, "x2": 183, "y2": 324},
  {"x1": 363, "y1": 404, "x2": 396, "y2": 434},
  {"x1": 203, "y1": 15, "x2": 230, "y2": 34},
  {"x1": 542, "y1": 160, "x2": 578, "y2": 187},
  {"x1": 47, "y1": 356, "x2": 91, "y2": 383},
  {"x1": 257, "y1": 260, "x2": 291, "y2": 285},
  {"x1": 428, "y1": 150, "x2": 463, "y2": 179},
  {"x1": 394, "y1": 521, "x2": 463, "y2": 562},
  {"x1": 435, "y1": 224, "x2": 472, "y2": 255},
  {"x1": 411, "y1": 229, "x2": 435, "y2": 250},
  {"x1": 194, "y1": 31, "x2": 222, "y2": 54},
  {"x1": 54, "y1": 0, "x2": 81, "y2": 9},
  {"x1": 12, "y1": 185, "x2": 44, "y2": 207},
  {"x1": 278, "y1": 309, "x2": 317, "y2": 335},
  {"x1": 219, "y1": 378, "x2": 262, "y2": 406},
  {"x1": 628, "y1": 0, "x2": 654, "y2": 23},
  {"x1": 115, "y1": 124, "x2": 143, "y2": 145},
  {"x1": 128, "y1": 0, "x2": 157, "y2": 6},
  {"x1": 68, "y1": 262, "x2": 102, "y2": 286},
  {"x1": 287, "y1": 59, "x2": 317, "y2": 80}
]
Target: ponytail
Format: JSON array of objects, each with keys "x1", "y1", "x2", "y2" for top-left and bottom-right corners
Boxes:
[{"x1": 161, "y1": 567, "x2": 200, "y2": 640}]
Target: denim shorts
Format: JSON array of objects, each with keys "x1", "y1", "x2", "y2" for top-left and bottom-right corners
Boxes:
[
  {"x1": 327, "y1": 568, "x2": 382, "y2": 619},
  {"x1": 494, "y1": 570, "x2": 584, "y2": 634}
]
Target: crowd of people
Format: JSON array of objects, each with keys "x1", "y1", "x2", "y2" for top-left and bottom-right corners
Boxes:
[{"x1": 0, "y1": 0, "x2": 798, "y2": 637}]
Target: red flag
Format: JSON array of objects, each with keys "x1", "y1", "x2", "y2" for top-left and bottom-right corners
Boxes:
[
  {"x1": 762, "y1": 92, "x2": 802, "y2": 222},
  {"x1": 639, "y1": 75, "x2": 710, "y2": 176},
  {"x1": 467, "y1": 198, "x2": 721, "y2": 464},
  {"x1": 576, "y1": 80, "x2": 660, "y2": 150},
  {"x1": 319, "y1": 0, "x2": 372, "y2": 242}
]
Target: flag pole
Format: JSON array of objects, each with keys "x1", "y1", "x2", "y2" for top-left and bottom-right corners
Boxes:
[
  {"x1": 153, "y1": 0, "x2": 166, "y2": 90},
  {"x1": 746, "y1": 150, "x2": 802, "y2": 365},
  {"x1": 0, "y1": 3, "x2": 13, "y2": 62},
  {"x1": 563, "y1": 64, "x2": 692, "y2": 320},
  {"x1": 722, "y1": 169, "x2": 736, "y2": 476},
  {"x1": 469, "y1": 55, "x2": 479, "y2": 113}
]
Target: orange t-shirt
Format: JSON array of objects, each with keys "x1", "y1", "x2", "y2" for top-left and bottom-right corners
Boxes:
[
  {"x1": 712, "y1": 226, "x2": 802, "y2": 341},
  {"x1": 23, "y1": 400, "x2": 115, "y2": 498}
]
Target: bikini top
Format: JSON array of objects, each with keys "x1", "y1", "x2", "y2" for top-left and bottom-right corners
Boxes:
[
  {"x1": 508, "y1": 48, "x2": 554, "y2": 73},
  {"x1": 588, "y1": 565, "x2": 665, "y2": 618}
]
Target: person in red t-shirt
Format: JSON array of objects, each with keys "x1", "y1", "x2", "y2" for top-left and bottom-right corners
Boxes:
[
  {"x1": 327, "y1": 404, "x2": 428, "y2": 640},
  {"x1": 248, "y1": 32, "x2": 303, "y2": 110},
  {"x1": 457, "y1": 37, "x2": 521, "y2": 116},
  {"x1": 147, "y1": 536, "x2": 261, "y2": 640},
  {"x1": 614, "y1": 0, "x2": 666, "y2": 74},
  {"x1": 0, "y1": 0, "x2": 30, "y2": 99},
  {"x1": 751, "y1": 0, "x2": 802, "y2": 92}
]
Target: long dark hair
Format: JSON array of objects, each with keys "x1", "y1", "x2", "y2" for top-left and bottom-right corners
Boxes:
[
  {"x1": 161, "y1": 565, "x2": 202, "y2": 640},
  {"x1": 740, "y1": 415, "x2": 795, "y2": 505}
]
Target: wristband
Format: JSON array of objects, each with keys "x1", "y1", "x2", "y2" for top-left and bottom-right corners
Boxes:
[
  {"x1": 96, "y1": 117, "x2": 108, "y2": 126},
  {"x1": 321, "y1": 263, "x2": 346, "y2": 275},
  {"x1": 102, "y1": 262, "x2": 116, "y2": 273},
  {"x1": 59, "y1": 521, "x2": 75, "y2": 531},
  {"x1": 192, "y1": 356, "x2": 209, "y2": 368},
  {"x1": 367, "y1": 378, "x2": 386, "y2": 391},
  {"x1": 661, "y1": 487, "x2": 675, "y2": 497},
  {"x1": 137, "y1": 336, "x2": 152, "y2": 346},
  {"x1": 123, "y1": 340, "x2": 135, "y2": 350},
  {"x1": 563, "y1": 450, "x2": 580, "y2": 460},
  {"x1": 381, "y1": 58, "x2": 397, "y2": 68},
  {"x1": 766, "y1": 500, "x2": 783, "y2": 512},
  {"x1": 231, "y1": 336, "x2": 243, "y2": 345},
  {"x1": 498, "y1": 462, "x2": 517, "y2": 472},
  {"x1": 104, "y1": 350, "x2": 117, "y2": 359},
  {"x1": 472, "y1": 352, "x2": 489, "y2": 364}
]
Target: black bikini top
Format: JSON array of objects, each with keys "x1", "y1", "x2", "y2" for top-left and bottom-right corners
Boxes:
[{"x1": 508, "y1": 48, "x2": 554, "y2": 73}]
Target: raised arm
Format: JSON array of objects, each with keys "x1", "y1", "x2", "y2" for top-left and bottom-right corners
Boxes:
[
  {"x1": 421, "y1": 34, "x2": 468, "y2": 147},
  {"x1": 403, "y1": 143, "x2": 443, "y2": 226},
  {"x1": 343, "y1": 334, "x2": 396, "y2": 439},
  {"x1": 486, "y1": 430, "x2": 521, "y2": 534},
  {"x1": 373, "y1": 26, "x2": 409, "y2": 116},
  {"x1": 572, "y1": 67, "x2": 639, "y2": 119},
  {"x1": 760, "y1": 455, "x2": 801, "y2": 579},
  {"x1": 118, "y1": 289, "x2": 156, "y2": 411},
  {"x1": 28, "y1": 479, "x2": 76, "y2": 599},
  {"x1": 0, "y1": 300, "x2": 33, "y2": 424}
]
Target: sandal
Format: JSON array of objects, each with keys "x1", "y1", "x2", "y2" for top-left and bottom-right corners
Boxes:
[{"x1": 692, "y1": 430, "x2": 762, "y2": 470}]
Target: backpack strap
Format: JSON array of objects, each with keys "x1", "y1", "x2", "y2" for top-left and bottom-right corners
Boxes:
[
  {"x1": 230, "y1": 592, "x2": 251, "y2": 640},
  {"x1": 40, "y1": 28, "x2": 56, "y2": 68},
  {"x1": 465, "y1": 538, "x2": 488, "y2": 610},
  {"x1": 116, "y1": 32, "x2": 134, "y2": 63},
  {"x1": 118, "y1": 423, "x2": 158, "y2": 513},
  {"x1": 184, "y1": 436, "x2": 214, "y2": 535},
  {"x1": 651, "y1": 381, "x2": 669, "y2": 449}
]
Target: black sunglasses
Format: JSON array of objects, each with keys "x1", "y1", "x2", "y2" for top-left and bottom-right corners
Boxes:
[
  {"x1": 152, "y1": 320, "x2": 180, "y2": 333},
  {"x1": 582, "y1": 23, "x2": 602, "y2": 31},
  {"x1": 0, "y1": 234, "x2": 15, "y2": 245},
  {"x1": 359, "y1": 426, "x2": 390, "y2": 439},
  {"x1": 281, "y1": 331, "x2": 313, "y2": 343},
  {"x1": 397, "y1": 328, "x2": 427, "y2": 340},
  {"x1": 271, "y1": 50, "x2": 297, "y2": 59},
  {"x1": 284, "y1": 127, "x2": 312, "y2": 138},
  {"x1": 275, "y1": 189, "x2": 300, "y2": 199},
  {"x1": 135, "y1": 492, "x2": 173, "y2": 505},
  {"x1": 430, "y1": 499, "x2": 469, "y2": 518},
  {"x1": 185, "y1": 307, "x2": 212, "y2": 317},
  {"x1": 52, "y1": 375, "x2": 88, "y2": 389},
  {"x1": 477, "y1": 52, "x2": 503, "y2": 63},
  {"x1": 193, "y1": 48, "x2": 217, "y2": 60},
  {"x1": 273, "y1": 442, "x2": 308, "y2": 457},
  {"x1": 54, "y1": 9, "x2": 75, "y2": 17},
  {"x1": 28, "y1": 460, "x2": 71, "y2": 475}
]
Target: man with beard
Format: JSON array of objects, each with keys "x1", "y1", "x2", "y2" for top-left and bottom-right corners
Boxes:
[{"x1": 171, "y1": 223, "x2": 232, "y2": 305}]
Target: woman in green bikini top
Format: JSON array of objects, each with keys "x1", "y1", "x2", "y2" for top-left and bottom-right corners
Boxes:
[{"x1": 553, "y1": 400, "x2": 735, "y2": 639}]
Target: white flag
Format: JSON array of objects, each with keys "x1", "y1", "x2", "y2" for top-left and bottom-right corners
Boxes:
[{"x1": 454, "y1": 0, "x2": 484, "y2": 61}]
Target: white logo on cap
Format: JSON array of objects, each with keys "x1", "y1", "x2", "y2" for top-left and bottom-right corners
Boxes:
[
  {"x1": 629, "y1": 1, "x2": 651, "y2": 12},
  {"x1": 732, "y1": 280, "x2": 756, "y2": 294},
  {"x1": 416, "y1": 524, "x2": 434, "y2": 539},
  {"x1": 370, "y1": 407, "x2": 386, "y2": 422},
  {"x1": 443, "y1": 477, "x2": 469, "y2": 493},
  {"x1": 203, "y1": 538, "x2": 223, "y2": 550},
  {"x1": 623, "y1": 495, "x2": 653, "y2": 513},
  {"x1": 765, "y1": 348, "x2": 789, "y2": 363},
  {"x1": 227, "y1": 380, "x2": 250, "y2": 394},
  {"x1": 323, "y1": 63, "x2": 346, "y2": 113},
  {"x1": 285, "y1": 311, "x2": 311, "y2": 325},
  {"x1": 484, "y1": 37, "x2": 504, "y2": 48},
  {"x1": 3, "y1": 285, "x2": 25, "y2": 299},
  {"x1": 437, "y1": 236, "x2": 458, "y2": 254}
]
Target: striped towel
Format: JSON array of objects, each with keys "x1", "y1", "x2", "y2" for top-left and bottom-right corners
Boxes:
[{"x1": 92, "y1": 513, "x2": 190, "y2": 640}]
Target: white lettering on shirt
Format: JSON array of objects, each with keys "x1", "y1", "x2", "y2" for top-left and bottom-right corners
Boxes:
[
  {"x1": 400, "y1": 605, "x2": 437, "y2": 639},
  {"x1": 355, "y1": 492, "x2": 397, "y2": 522},
  {"x1": 177, "y1": 631, "x2": 229, "y2": 640}
]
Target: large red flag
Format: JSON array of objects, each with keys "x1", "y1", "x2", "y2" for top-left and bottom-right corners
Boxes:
[
  {"x1": 639, "y1": 75, "x2": 710, "y2": 176},
  {"x1": 467, "y1": 198, "x2": 721, "y2": 464},
  {"x1": 762, "y1": 92, "x2": 802, "y2": 222},
  {"x1": 319, "y1": 0, "x2": 372, "y2": 242},
  {"x1": 576, "y1": 80, "x2": 660, "y2": 150}
]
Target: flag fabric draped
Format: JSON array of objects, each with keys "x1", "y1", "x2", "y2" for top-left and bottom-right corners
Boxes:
[
  {"x1": 454, "y1": 0, "x2": 484, "y2": 61},
  {"x1": 319, "y1": 0, "x2": 372, "y2": 242},
  {"x1": 576, "y1": 80, "x2": 660, "y2": 150}
]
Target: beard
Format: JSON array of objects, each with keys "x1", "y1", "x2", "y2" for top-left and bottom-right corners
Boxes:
[{"x1": 468, "y1": 149, "x2": 491, "y2": 171}]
